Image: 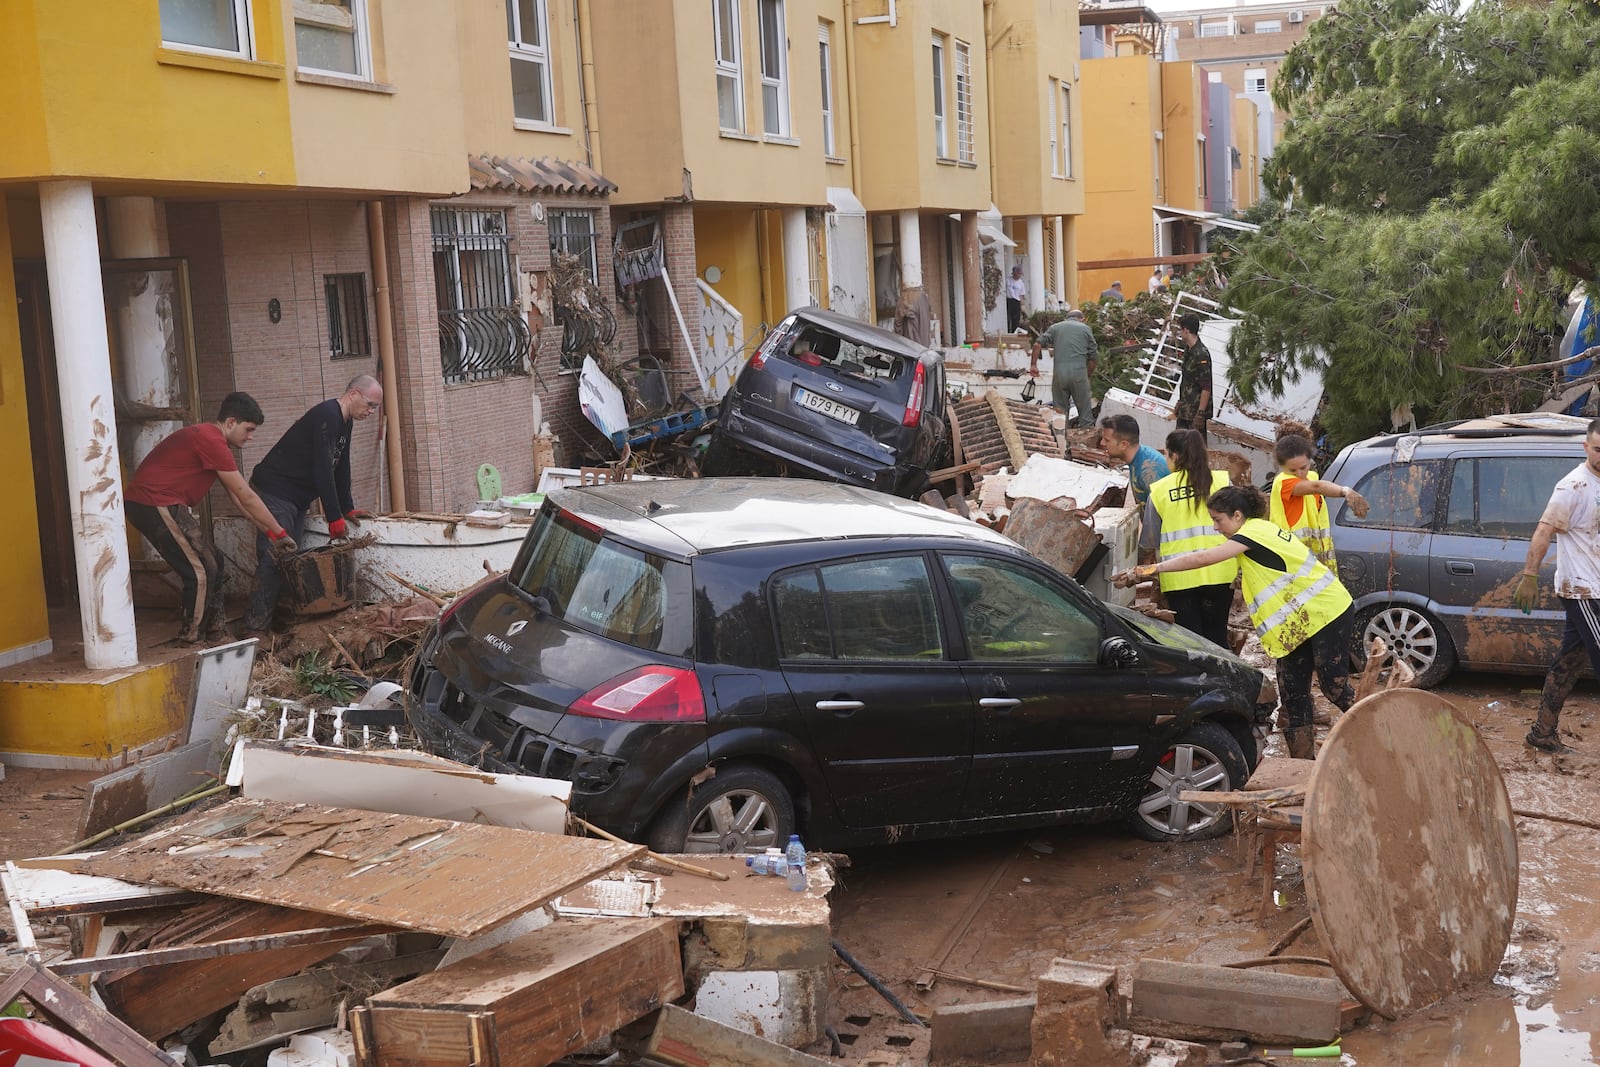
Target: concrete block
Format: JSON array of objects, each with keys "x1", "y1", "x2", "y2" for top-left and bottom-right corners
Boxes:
[
  {"x1": 930, "y1": 997, "x2": 1035, "y2": 1065},
  {"x1": 1030, "y1": 959, "x2": 1126, "y2": 1067},
  {"x1": 1131, "y1": 958, "x2": 1342, "y2": 1044}
]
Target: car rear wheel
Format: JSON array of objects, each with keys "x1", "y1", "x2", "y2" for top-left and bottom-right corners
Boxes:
[
  {"x1": 1129, "y1": 722, "x2": 1248, "y2": 842},
  {"x1": 1353, "y1": 604, "x2": 1456, "y2": 689},
  {"x1": 646, "y1": 764, "x2": 795, "y2": 855}
]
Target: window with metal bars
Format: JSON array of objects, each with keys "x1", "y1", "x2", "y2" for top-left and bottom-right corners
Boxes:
[
  {"x1": 323, "y1": 273, "x2": 371, "y2": 361},
  {"x1": 954, "y1": 40, "x2": 974, "y2": 164},
  {"x1": 549, "y1": 210, "x2": 597, "y2": 281},
  {"x1": 430, "y1": 206, "x2": 531, "y2": 383}
]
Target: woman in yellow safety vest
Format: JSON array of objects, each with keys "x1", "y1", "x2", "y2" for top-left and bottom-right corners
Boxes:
[
  {"x1": 1139, "y1": 430, "x2": 1237, "y2": 648},
  {"x1": 1115, "y1": 484, "x2": 1356, "y2": 760},
  {"x1": 1269, "y1": 432, "x2": 1369, "y2": 570}
]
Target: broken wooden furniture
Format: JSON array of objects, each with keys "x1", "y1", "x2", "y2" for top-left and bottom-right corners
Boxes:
[{"x1": 0, "y1": 960, "x2": 172, "y2": 1067}]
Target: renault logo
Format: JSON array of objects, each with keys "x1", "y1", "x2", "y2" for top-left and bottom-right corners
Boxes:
[{"x1": 506, "y1": 620, "x2": 528, "y2": 637}]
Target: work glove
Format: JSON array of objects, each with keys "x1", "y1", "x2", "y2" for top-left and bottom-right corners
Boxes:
[
  {"x1": 345, "y1": 509, "x2": 371, "y2": 528},
  {"x1": 1514, "y1": 572, "x2": 1539, "y2": 615},
  {"x1": 267, "y1": 529, "x2": 298, "y2": 559},
  {"x1": 327, "y1": 518, "x2": 348, "y2": 540}
]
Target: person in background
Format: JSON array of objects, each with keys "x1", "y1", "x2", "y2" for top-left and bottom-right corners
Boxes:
[
  {"x1": 1148, "y1": 268, "x2": 1164, "y2": 295},
  {"x1": 1030, "y1": 309, "x2": 1099, "y2": 428},
  {"x1": 1098, "y1": 415, "x2": 1168, "y2": 510},
  {"x1": 1100, "y1": 281, "x2": 1126, "y2": 303},
  {"x1": 1139, "y1": 430, "x2": 1234, "y2": 648},
  {"x1": 1116, "y1": 484, "x2": 1356, "y2": 760},
  {"x1": 1513, "y1": 418, "x2": 1600, "y2": 752},
  {"x1": 1174, "y1": 313, "x2": 1212, "y2": 441},
  {"x1": 127, "y1": 393, "x2": 297, "y2": 644},
  {"x1": 1006, "y1": 265, "x2": 1027, "y2": 334},
  {"x1": 1269, "y1": 430, "x2": 1369, "y2": 571},
  {"x1": 243, "y1": 375, "x2": 383, "y2": 633}
]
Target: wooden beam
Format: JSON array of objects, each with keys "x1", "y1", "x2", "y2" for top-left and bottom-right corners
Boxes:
[
  {"x1": 51, "y1": 921, "x2": 393, "y2": 977},
  {"x1": 630, "y1": 1005, "x2": 834, "y2": 1067},
  {"x1": 1130, "y1": 958, "x2": 1343, "y2": 1044},
  {"x1": 1076, "y1": 254, "x2": 1211, "y2": 270},
  {"x1": 7, "y1": 961, "x2": 173, "y2": 1067},
  {"x1": 361, "y1": 918, "x2": 683, "y2": 1067}
]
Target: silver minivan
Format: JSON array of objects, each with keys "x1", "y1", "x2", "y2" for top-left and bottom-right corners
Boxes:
[{"x1": 1325, "y1": 415, "x2": 1589, "y2": 687}]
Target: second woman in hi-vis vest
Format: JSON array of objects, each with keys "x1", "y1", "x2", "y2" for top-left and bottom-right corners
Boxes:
[
  {"x1": 1269, "y1": 432, "x2": 1369, "y2": 572},
  {"x1": 1140, "y1": 429, "x2": 1237, "y2": 648},
  {"x1": 1117, "y1": 485, "x2": 1357, "y2": 760}
]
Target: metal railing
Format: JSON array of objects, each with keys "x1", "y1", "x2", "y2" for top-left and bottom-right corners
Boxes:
[{"x1": 438, "y1": 307, "x2": 533, "y2": 383}]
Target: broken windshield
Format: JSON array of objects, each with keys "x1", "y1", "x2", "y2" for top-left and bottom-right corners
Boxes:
[{"x1": 510, "y1": 508, "x2": 671, "y2": 651}]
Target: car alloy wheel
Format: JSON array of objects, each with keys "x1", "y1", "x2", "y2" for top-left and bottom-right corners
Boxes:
[
  {"x1": 646, "y1": 763, "x2": 795, "y2": 855},
  {"x1": 1355, "y1": 604, "x2": 1456, "y2": 689},
  {"x1": 1131, "y1": 722, "x2": 1248, "y2": 841}
]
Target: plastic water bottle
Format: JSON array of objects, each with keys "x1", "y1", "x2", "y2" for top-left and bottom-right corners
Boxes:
[
  {"x1": 745, "y1": 848, "x2": 787, "y2": 876},
  {"x1": 785, "y1": 834, "x2": 808, "y2": 892}
]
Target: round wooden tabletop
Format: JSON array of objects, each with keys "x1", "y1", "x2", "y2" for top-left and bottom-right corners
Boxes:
[{"x1": 1303, "y1": 688, "x2": 1518, "y2": 1018}]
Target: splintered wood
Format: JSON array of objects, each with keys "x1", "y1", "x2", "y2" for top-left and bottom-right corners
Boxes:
[
  {"x1": 80, "y1": 798, "x2": 642, "y2": 939},
  {"x1": 950, "y1": 392, "x2": 1063, "y2": 473}
]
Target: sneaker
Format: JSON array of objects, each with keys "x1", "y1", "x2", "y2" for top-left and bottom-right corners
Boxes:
[{"x1": 1526, "y1": 729, "x2": 1571, "y2": 754}]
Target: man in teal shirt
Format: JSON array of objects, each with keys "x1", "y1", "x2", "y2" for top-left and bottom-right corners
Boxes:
[
  {"x1": 1098, "y1": 414, "x2": 1169, "y2": 509},
  {"x1": 1029, "y1": 309, "x2": 1098, "y2": 428}
]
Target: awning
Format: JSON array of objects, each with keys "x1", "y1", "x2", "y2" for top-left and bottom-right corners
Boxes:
[
  {"x1": 978, "y1": 223, "x2": 1016, "y2": 248},
  {"x1": 1153, "y1": 205, "x2": 1260, "y2": 233},
  {"x1": 827, "y1": 186, "x2": 866, "y2": 218},
  {"x1": 469, "y1": 154, "x2": 617, "y2": 196}
]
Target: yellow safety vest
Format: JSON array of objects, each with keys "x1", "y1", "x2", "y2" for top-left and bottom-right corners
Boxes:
[
  {"x1": 1150, "y1": 470, "x2": 1238, "y2": 591},
  {"x1": 1270, "y1": 471, "x2": 1337, "y2": 572},
  {"x1": 1235, "y1": 517, "x2": 1353, "y2": 658}
]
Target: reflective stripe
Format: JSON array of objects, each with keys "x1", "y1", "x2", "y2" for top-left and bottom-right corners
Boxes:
[
  {"x1": 1255, "y1": 569, "x2": 1340, "y2": 637},
  {"x1": 1160, "y1": 524, "x2": 1214, "y2": 544},
  {"x1": 1246, "y1": 552, "x2": 1319, "y2": 618}
]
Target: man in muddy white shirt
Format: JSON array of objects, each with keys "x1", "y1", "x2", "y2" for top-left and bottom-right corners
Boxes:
[{"x1": 1515, "y1": 420, "x2": 1600, "y2": 751}]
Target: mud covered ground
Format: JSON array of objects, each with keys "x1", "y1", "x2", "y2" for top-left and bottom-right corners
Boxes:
[{"x1": 825, "y1": 675, "x2": 1600, "y2": 1065}]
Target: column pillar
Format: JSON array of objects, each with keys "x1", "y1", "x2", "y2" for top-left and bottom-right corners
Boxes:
[
  {"x1": 781, "y1": 207, "x2": 812, "y2": 311},
  {"x1": 960, "y1": 212, "x2": 982, "y2": 344},
  {"x1": 897, "y1": 210, "x2": 923, "y2": 289},
  {"x1": 1025, "y1": 215, "x2": 1045, "y2": 314},
  {"x1": 1051, "y1": 216, "x2": 1067, "y2": 307},
  {"x1": 41, "y1": 180, "x2": 139, "y2": 669}
]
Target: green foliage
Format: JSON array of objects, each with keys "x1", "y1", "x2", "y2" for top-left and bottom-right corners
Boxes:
[
  {"x1": 293, "y1": 651, "x2": 358, "y2": 704},
  {"x1": 1228, "y1": 0, "x2": 1600, "y2": 443}
]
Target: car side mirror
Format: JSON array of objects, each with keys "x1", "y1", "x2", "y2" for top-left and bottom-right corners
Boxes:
[{"x1": 1099, "y1": 636, "x2": 1140, "y2": 670}]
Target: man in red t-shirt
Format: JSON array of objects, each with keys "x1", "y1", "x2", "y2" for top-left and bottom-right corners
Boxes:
[{"x1": 127, "y1": 393, "x2": 297, "y2": 644}]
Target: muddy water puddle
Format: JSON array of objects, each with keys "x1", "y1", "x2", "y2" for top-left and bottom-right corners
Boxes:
[{"x1": 828, "y1": 676, "x2": 1600, "y2": 1065}]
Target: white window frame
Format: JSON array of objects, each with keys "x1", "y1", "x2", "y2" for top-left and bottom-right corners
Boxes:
[
  {"x1": 1198, "y1": 16, "x2": 1232, "y2": 37},
  {"x1": 160, "y1": 0, "x2": 255, "y2": 59},
  {"x1": 1244, "y1": 68, "x2": 1268, "y2": 94},
  {"x1": 1254, "y1": 18, "x2": 1283, "y2": 33},
  {"x1": 714, "y1": 0, "x2": 745, "y2": 132},
  {"x1": 932, "y1": 33, "x2": 948, "y2": 159},
  {"x1": 954, "y1": 39, "x2": 974, "y2": 164},
  {"x1": 819, "y1": 23, "x2": 836, "y2": 156},
  {"x1": 758, "y1": 0, "x2": 791, "y2": 137},
  {"x1": 549, "y1": 209, "x2": 599, "y2": 282},
  {"x1": 508, "y1": 0, "x2": 555, "y2": 126},
  {"x1": 1047, "y1": 77, "x2": 1062, "y2": 178},
  {"x1": 294, "y1": 0, "x2": 371, "y2": 80},
  {"x1": 1059, "y1": 81, "x2": 1073, "y2": 178}
]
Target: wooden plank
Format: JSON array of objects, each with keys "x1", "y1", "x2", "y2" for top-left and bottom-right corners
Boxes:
[
  {"x1": 52, "y1": 921, "x2": 392, "y2": 977},
  {"x1": 11, "y1": 961, "x2": 174, "y2": 1067},
  {"x1": 1130, "y1": 958, "x2": 1343, "y2": 1044},
  {"x1": 366, "y1": 918, "x2": 683, "y2": 1067},
  {"x1": 81, "y1": 797, "x2": 642, "y2": 938},
  {"x1": 635, "y1": 1004, "x2": 833, "y2": 1067},
  {"x1": 1303, "y1": 689, "x2": 1518, "y2": 1019},
  {"x1": 97, "y1": 900, "x2": 387, "y2": 1041}
]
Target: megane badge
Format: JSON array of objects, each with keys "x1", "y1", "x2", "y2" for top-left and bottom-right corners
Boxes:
[{"x1": 507, "y1": 620, "x2": 528, "y2": 637}]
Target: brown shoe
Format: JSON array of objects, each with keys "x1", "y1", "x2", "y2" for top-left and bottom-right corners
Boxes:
[{"x1": 1526, "y1": 728, "x2": 1571, "y2": 754}]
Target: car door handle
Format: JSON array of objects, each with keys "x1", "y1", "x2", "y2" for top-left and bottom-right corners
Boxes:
[
  {"x1": 816, "y1": 700, "x2": 864, "y2": 715},
  {"x1": 1446, "y1": 561, "x2": 1475, "y2": 575},
  {"x1": 979, "y1": 697, "x2": 1022, "y2": 709}
]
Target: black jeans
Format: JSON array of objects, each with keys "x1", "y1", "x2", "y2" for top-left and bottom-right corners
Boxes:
[
  {"x1": 1275, "y1": 605, "x2": 1357, "y2": 731},
  {"x1": 1534, "y1": 598, "x2": 1600, "y2": 738},
  {"x1": 127, "y1": 501, "x2": 224, "y2": 641},
  {"x1": 1006, "y1": 297, "x2": 1022, "y2": 333},
  {"x1": 1164, "y1": 584, "x2": 1232, "y2": 649},
  {"x1": 244, "y1": 489, "x2": 306, "y2": 631}
]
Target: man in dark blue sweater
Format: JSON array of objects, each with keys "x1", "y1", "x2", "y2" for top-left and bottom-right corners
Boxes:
[{"x1": 243, "y1": 375, "x2": 383, "y2": 632}]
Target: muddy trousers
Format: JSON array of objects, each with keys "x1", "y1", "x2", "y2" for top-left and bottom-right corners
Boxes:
[
  {"x1": 1164, "y1": 584, "x2": 1233, "y2": 649},
  {"x1": 127, "y1": 502, "x2": 225, "y2": 642},
  {"x1": 1534, "y1": 598, "x2": 1600, "y2": 741},
  {"x1": 243, "y1": 490, "x2": 306, "y2": 632},
  {"x1": 1274, "y1": 606, "x2": 1357, "y2": 758}
]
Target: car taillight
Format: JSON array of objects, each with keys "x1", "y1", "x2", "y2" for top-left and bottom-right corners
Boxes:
[
  {"x1": 439, "y1": 572, "x2": 502, "y2": 628},
  {"x1": 569, "y1": 666, "x2": 707, "y2": 722},
  {"x1": 902, "y1": 361, "x2": 926, "y2": 427}
]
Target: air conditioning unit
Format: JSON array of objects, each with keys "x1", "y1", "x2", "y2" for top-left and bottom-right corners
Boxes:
[{"x1": 1288, "y1": 9, "x2": 1305, "y2": 23}]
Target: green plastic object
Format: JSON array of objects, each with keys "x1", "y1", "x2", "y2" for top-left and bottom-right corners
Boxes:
[
  {"x1": 1261, "y1": 1044, "x2": 1341, "y2": 1058},
  {"x1": 476, "y1": 463, "x2": 502, "y2": 502}
]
